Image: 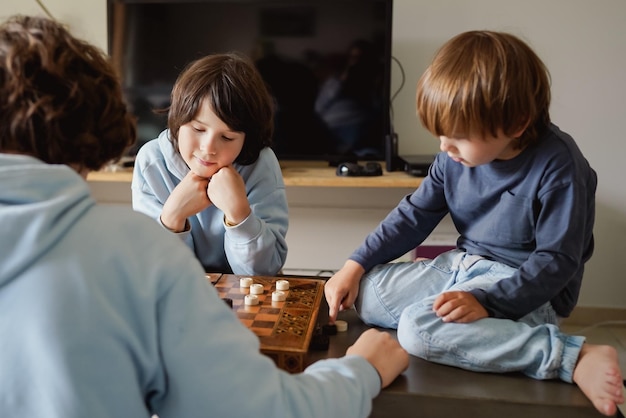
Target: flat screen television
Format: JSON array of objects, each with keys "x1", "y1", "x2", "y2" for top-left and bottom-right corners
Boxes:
[{"x1": 108, "y1": 0, "x2": 394, "y2": 165}]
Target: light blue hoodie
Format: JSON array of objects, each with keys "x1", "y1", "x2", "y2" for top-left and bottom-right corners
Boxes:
[
  {"x1": 0, "y1": 153, "x2": 380, "y2": 418},
  {"x1": 132, "y1": 129, "x2": 288, "y2": 275}
]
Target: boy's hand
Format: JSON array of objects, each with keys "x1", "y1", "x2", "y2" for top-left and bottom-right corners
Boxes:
[
  {"x1": 324, "y1": 260, "x2": 365, "y2": 323},
  {"x1": 432, "y1": 291, "x2": 488, "y2": 323},
  {"x1": 161, "y1": 171, "x2": 211, "y2": 231},
  {"x1": 347, "y1": 329, "x2": 409, "y2": 388},
  {"x1": 207, "y1": 165, "x2": 251, "y2": 226}
]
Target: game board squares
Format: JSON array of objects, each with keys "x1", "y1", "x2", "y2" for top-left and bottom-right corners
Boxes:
[
  {"x1": 242, "y1": 305, "x2": 261, "y2": 314},
  {"x1": 259, "y1": 307, "x2": 281, "y2": 315},
  {"x1": 226, "y1": 293, "x2": 245, "y2": 300},
  {"x1": 251, "y1": 320, "x2": 275, "y2": 329},
  {"x1": 239, "y1": 319, "x2": 253, "y2": 328},
  {"x1": 210, "y1": 274, "x2": 325, "y2": 372},
  {"x1": 255, "y1": 313, "x2": 280, "y2": 322}
]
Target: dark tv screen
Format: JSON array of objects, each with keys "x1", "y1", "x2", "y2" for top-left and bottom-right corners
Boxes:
[{"x1": 108, "y1": 0, "x2": 393, "y2": 163}]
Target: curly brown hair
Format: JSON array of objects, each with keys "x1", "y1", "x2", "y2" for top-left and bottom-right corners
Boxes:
[
  {"x1": 417, "y1": 31, "x2": 551, "y2": 149},
  {"x1": 0, "y1": 15, "x2": 136, "y2": 171},
  {"x1": 166, "y1": 52, "x2": 274, "y2": 165}
]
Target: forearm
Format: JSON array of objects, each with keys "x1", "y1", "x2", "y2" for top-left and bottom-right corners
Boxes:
[
  {"x1": 159, "y1": 273, "x2": 379, "y2": 418},
  {"x1": 473, "y1": 251, "x2": 580, "y2": 319},
  {"x1": 224, "y1": 214, "x2": 288, "y2": 276}
]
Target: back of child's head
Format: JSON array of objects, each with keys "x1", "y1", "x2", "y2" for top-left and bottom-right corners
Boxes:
[
  {"x1": 417, "y1": 30, "x2": 551, "y2": 148},
  {"x1": 167, "y1": 52, "x2": 274, "y2": 165},
  {"x1": 0, "y1": 15, "x2": 136, "y2": 171}
]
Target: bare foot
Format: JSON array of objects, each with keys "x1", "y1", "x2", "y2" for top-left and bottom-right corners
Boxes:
[{"x1": 572, "y1": 344, "x2": 624, "y2": 416}]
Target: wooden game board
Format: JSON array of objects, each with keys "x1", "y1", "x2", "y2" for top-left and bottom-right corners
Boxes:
[{"x1": 208, "y1": 273, "x2": 325, "y2": 373}]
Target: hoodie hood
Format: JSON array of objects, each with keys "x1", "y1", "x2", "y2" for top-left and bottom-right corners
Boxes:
[{"x1": 0, "y1": 154, "x2": 94, "y2": 284}]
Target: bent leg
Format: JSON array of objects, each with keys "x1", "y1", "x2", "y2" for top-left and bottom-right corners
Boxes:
[
  {"x1": 355, "y1": 250, "x2": 464, "y2": 329},
  {"x1": 397, "y1": 299, "x2": 584, "y2": 380},
  {"x1": 395, "y1": 256, "x2": 585, "y2": 381}
]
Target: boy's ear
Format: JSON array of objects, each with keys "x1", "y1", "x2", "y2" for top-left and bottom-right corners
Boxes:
[{"x1": 512, "y1": 118, "x2": 531, "y2": 138}]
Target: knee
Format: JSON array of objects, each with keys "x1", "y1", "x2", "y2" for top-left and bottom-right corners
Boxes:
[
  {"x1": 396, "y1": 305, "x2": 430, "y2": 358},
  {"x1": 353, "y1": 274, "x2": 399, "y2": 329},
  {"x1": 354, "y1": 298, "x2": 397, "y2": 329}
]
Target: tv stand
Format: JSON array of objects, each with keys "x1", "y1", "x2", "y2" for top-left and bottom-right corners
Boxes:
[{"x1": 279, "y1": 161, "x2": 420, "y2": 187}]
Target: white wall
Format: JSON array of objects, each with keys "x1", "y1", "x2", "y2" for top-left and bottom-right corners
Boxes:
[
  {"x1": 2, "y1": 0, "x2": 625, "y2": 309},
  {"x1": 0, "y1": 0, "x2": 107, "y2": 50}
]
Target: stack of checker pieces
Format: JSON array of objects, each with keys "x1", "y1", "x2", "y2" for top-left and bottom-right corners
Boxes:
[{"x1": 207, "y1": 273, "x2": 326, "y2": 373}]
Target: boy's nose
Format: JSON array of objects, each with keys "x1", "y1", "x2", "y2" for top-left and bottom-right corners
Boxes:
[{"x1": 200, "y1": 133, "x2": 217, "y2": 153}]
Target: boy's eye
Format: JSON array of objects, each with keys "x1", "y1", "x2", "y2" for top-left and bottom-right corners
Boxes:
[
  {"x1": 192, "y1": 126, "x2": 205, "y2": 133},
  {"x1": 222, "y1": 135, "x2": 234, "y2": 141}
]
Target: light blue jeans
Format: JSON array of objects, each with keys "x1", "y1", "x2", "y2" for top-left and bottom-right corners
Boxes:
[{"x1": 355, "y1": 250, "x2": 585, "y2": 382}]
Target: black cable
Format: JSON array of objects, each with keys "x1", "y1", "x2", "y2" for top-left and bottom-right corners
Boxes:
[
  {"x1": 389, "y1": 55, "x2": 406, "y2": 135},
  {"x1": 390, "y1": 55, "x2": 406, "y2": 103}
]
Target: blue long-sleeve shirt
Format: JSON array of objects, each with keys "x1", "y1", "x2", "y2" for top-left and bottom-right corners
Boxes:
[
  {"x1": 132, "y1": 129, "x2": 288, "y2": 275},
  {"x1": 351, "y1": 124, "x2": 596, "y2": 320}
]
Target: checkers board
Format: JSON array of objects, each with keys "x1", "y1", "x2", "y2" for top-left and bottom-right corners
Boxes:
[{"x1": 207, "y1": 273, "x2": 325, "y2": 373}]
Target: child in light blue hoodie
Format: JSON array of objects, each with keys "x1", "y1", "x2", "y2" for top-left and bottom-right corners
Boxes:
[
  {"x1": 132, "y1": 52, "x2": 288, "y2": 276},
  {"x1": 0, "y1": 15, "x2": 408, "y2": 418}
]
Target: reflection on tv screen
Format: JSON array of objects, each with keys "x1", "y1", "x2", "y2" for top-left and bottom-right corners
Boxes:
[{"x1": 109, "y1": 0, "x2": 393, "y2": 162}]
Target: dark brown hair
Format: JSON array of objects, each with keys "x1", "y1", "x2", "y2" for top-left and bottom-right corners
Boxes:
[
  {"x1": 166, "y1": 52, "x2": 274, "y2": 165},
  {"x1": 417, "y1": 30, "x2": 551, "y2": 148},
  {"x1": 0, "y1": 15, "x2": 136, "y2": 171}
]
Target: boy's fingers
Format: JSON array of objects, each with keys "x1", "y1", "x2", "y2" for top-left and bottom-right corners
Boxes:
[{"x1": 328, "y1": 304, "x2": 338, "y2": 324}]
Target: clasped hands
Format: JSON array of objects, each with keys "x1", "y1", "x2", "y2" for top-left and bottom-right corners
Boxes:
[{"x1": 161, "y1": 166, "x2": 250, "y2": 231}]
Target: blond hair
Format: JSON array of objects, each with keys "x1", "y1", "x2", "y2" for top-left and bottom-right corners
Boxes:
[{"x1": 417, "y1": 31, "x2": 551, "y2": 147}]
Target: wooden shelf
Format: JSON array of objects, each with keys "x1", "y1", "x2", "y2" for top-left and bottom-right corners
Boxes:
[
  {"x1": 87, "y1": 169, "x2": 133, "y2": 183},
  {"x1": 87, "y1": 160, "x2": 422, "y2": 189},
  {"x1": 279, "y1": 161, "x2": 421, "y2": 188}
]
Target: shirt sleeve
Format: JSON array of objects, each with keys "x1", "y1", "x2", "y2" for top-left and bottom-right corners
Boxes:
[
  {"x1": 131, "y1": 140, "x2": 195, "y2": 248},
  {"x1": 350, "y1": 154, "x2": 450, "y2": 272},
  {"x1": 153, "y1": 267, "x2": 380, "y2": 418},
  {"x1": 224, "y1": 149, "x2": 288, "y2": 276}
]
